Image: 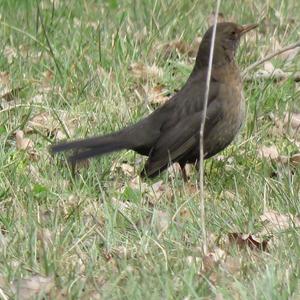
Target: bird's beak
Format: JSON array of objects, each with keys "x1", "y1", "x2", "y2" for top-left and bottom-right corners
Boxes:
[{"x1": 240, "y1": 24, "x2": 258, "y2": 35}]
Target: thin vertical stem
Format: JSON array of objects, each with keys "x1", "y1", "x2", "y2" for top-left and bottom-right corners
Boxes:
[{"x1": 199, "y1": 0, "x2": 221, "y2": 255}]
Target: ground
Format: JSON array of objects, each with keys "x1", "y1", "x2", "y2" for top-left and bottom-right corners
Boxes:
[{"x1": 0, "y1": 0, "x2": 300, "y2": 299}]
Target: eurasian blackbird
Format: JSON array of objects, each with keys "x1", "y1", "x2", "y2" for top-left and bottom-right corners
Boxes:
[{"x1": 51, "y1": 22, "x2": 257, "y2": 180}]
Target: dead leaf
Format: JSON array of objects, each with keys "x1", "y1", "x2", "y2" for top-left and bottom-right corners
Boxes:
[
  {"x1": 15, "y1": 130, "x2": 34, "y2": 151},
  {"x1": 37, "y1": 228, "x2": 53, "y2": 248},
  {"x1": 203, "y1": 247, "x2": 225, "y2": 271},
  {"x1": 36, "y1": 70, "x2": 61, "y2": 95},
  {"x1": 263, "y1": 61, "x2": 275, "y2": 73},
  {"x1": 3, "y1": 46, "x2": 17, "y2": 63},
  {"x1": 26, "y1": 112, "x2": 55, "y2": 133},
  {"x1": 258, "y1": 145, "x2": 279, "y2": 161},
  {"x1": 166, "y1": 163, "x2": 182, "y2": 178},
  {"x1": 244, "y1": 30, "x2": 262, "y2": 45},
  {"x1": 284, "y1": 112, "x2": 300, "y2": 131},
  {"x1": 149, "y1": 180, "x2": 164, "y2": 198},
  {"x1": 73, "y1": 18, "x2": 97, "y2": 29},
  {"x1": 25, "y1": 111, "x2": 76, "y2": 140},
  {"x1": 290, "y1": 153, "x2": 300, "y2": 166},
  {"x1": 228, "y1": 233, "x2": 269, "y2": 251},
  {"x1": 222, "y1": 256, "x2": 242, "y2": 274},
  {"x1": 0, "y1": 72, "x2": 10, "y2": 86},
  {"x1": 269, "y1": 37, "x2": 282, "y2": 54},
  {"x1": 111, "y1": 197, "x2": 135, "y2": 215},
  {"x1": 96, "y1": 66, "x2": 115, "y2": 82},
  {"x1": 120, "y1": 163, "x2": 135, "y2": 177},
  {"x1": 129, "y1": 63, "x2": 163, "y2": 81},
  {"x1": 147, "y1": 180, "x2": 173, "y2": 204},
  {"x1": 260, "y1": 209, "x2": 300, "y2": 234},
  {"x1": 127, "y1": 176, "x2": 148, "y2": 193},
  {"x1": 215, "y1": 293, "x2": 224, "y2": 300},
  {"x1": 157, "y1": 38, "x2": 200, "y2": 59},
  {"x1": 153, "y1": 210, "x2": 170, "y2": 234},
  {"x1": 12, "y1": 276, "x2": 55, "y2": 300},
  {"x1": 179, "y1": 207, "x2": 191, "y2": 219},
  {"x1": 271, "y1": 112, "x2": 300, "y2": 141},
  {"x1": 252, "y1": 67, "x2": 287, "y2": 82},
  {"x1": 83, "y1": 290, "x2": 102, "y2": 300},
  {"x1": 0, "y1": 71, "x2": 23, "y2": 102},
  {"x1": 222, "y1": 190, "x2": 236, "y2": 201},
  {"x1": 132, "y1": 26, "x2": 148, "y2": 44},
  {"x1": 0, "y1": 286, "x2": 8, "y2": 300},
  {"x1": 146, "y1": 85, "x2": 169, "y2": 105},
  {"x1": 279, "y1": 47, "x2": 300, "y2": 62},
  {"x1": 0, "y1": 274, "x2": 7, "y2": 289},
  {"x1": 207, "y1": 12, "x2": 225, "y2": 27},
  {"x1": 111, "y1": 162, "x2": 135, "y2": 177}
]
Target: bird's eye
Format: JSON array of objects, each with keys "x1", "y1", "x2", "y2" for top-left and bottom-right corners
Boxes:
[{"x1": 231, "y1": 31, "x2": 236, "y2": 35}]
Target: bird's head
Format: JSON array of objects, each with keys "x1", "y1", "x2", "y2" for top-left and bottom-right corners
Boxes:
[{"x1": 195, "y1": 22, "x2": 258, "y2": 68}]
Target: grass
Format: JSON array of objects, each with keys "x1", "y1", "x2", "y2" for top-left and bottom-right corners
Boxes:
[{"x1": 1, "y1": 0, "x2": 300, "y2": 299}]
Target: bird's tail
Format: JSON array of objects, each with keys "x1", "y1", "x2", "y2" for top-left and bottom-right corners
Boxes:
[{"x1": 50, "y1": 131, "x2": 133, "y2": 164}]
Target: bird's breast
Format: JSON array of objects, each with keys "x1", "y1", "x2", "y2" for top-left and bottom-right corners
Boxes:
[
  {"x1": 219, "y1": 76, "x2": 245, "y2": 142},
  {"x1": 204, "y1": 71, "x2": 245, "y2": 158}
]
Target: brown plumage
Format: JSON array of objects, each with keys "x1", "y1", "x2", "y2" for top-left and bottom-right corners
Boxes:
[{"x1": 50, "y1": 22, "x2": 257, "y2": 180}]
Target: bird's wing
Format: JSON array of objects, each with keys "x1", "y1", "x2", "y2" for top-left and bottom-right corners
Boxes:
[{"x1": 143, "y1": 97, "x2": 222, "y2": 177}]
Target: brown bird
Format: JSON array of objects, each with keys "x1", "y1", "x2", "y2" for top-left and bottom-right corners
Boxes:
[{"x1": 51, "y1": 22, "x2": 257, "y2": 181}]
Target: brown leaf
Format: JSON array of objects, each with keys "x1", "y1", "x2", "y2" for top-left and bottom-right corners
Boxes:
[
  {"x1": 134, "y1": 85, "x2": 169, "y2": 106},
  {"x1": 1, "y1": 86, "x2": 23, "y2": 102},
  {"x1": 215, "y1": 293, "x2": 224, "y2": 300},
  {"x1": 159, "y1": 39, "x2": 189, "y2": 57},
  {"x1": 284, "y1": 112, "x2": 300, "y2": 131},
  {"x1": 279, "y1": 47, "x2": 300, "y2": 62},
  {"x1": 25, "y1": 112, "x2": 76, "y2": 140},
  {"x1": 271, "y1": 112, "x2": 300, "y2": 141},
  {"x1": 203, "y1": 247, "x2": 225, "y2": 271},
  {"x1": 15, "y1": 130, "x2": 34, "y2": 152},
  {"x1": 222, "y1": 190, "x2": 236, "y2": 201},
  {"x1": 149, "y1": 180, "x2": 164, "y2": 198},
  {"x1": 127, "y1": 176, "x2": 148, "y2": 192},
  {"x1": 129, "y1": 63, "x2": 163, "y2": 81},
  {"x1": 228, "y1": 233, "x2": 269, "y2": 251},
  {"x1": 179, "y1": 207, "x2": 191, "y2": 219},
  {"x1": 244, "y1": 30, "x2": 262, "y2": 45},
  {"x1": 146, "y1": 85, "x2": 169, "y2": 106},
  {"x1": 111, "y1": 197, "x2": 135, "y2": 215},
  {"x1": 12, "y1": 276, "x2": 55, "y2": 300},
  {"x1": 153, "y1": 210, "x2": 170, "y2": 234},
  {"x1": 260, "y1": 209, "x2": 300, "y2": 234},
  {"x1": 253, "y1": 68, "x2": 287, "y2": 82},
  {"x1": 258, "y1": 145, "x2": 279, "y2": 161},
  {"x1": 207, "y1": 12, "x2": 226, "y2": 27},
  {"x1": 37, "y1": 228, "x2": 53, "y2": 248},
  {"x1": 290, "y1": 153, "x2": 300, "y2": 166},
  {"x1": 26, "y1": 112, "x2": 56, "y2": 133},
  {"x1": 3, "y1": 46, "x2": 17, "y2": 63},
  {"x1": 0, "y1": 71, "x2": 10, "y2": 87},
  {"x1": 120, "y1": 163, "x2": 135, "y2": 177},
  {"x1": 0, "y1": 71, "x2": 15, "y2": 105},
  {"x1": 166, "y1": 163, "x2": 182, "y2": 178},
  {"x1": 268, "y1": 37, "x2": 282, "y2": 54},
  {"x1": 222, "y1": 256, "x2": 242, "y2": 274},
  {"x1": 0, "y1": 275, "x2": 7, "y2": 289},
  {"x1": 157, "y1": 38, "x2": 200, "y2": 59},
  {"x1": 263, "y1": 61, "x2": 275, "y2": 73}
]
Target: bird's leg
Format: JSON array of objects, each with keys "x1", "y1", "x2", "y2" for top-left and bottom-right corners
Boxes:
[{"x1": 179, "y1": 163, "x2": 188, "y2": 182}]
